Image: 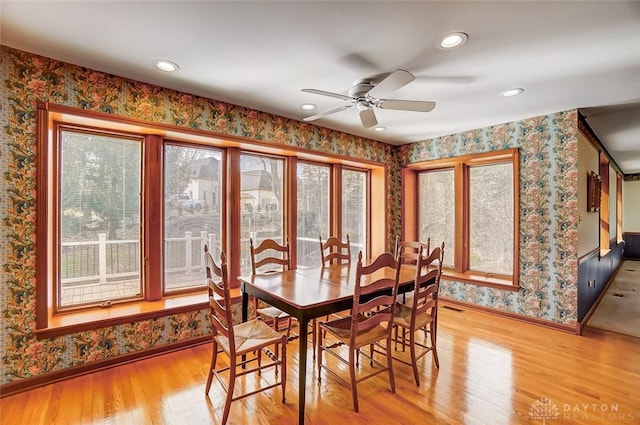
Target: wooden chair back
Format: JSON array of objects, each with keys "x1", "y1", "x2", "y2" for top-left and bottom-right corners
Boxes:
[
  {"x1": 205, "y1": 247, "x2": 234, "y2": 345},
  {"x1": 412, "y1": 243, "x2": 444, "y2": 324},
  {"x1": 319, "y1": 234, "x2": 351, "y2": 265},
  {"x1": 250, "y1": 237, "x2": 290, "y2": 274},
  {"x1": 394, "y1": 235, "x2": 430, "y2": 265},
  {"x1": 351, "y1": 251, "x2": 401, "y2": 339}
]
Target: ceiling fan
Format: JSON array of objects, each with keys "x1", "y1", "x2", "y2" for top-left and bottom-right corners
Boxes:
[{"x1": 301, "y1": 69, "x2": 435, "y2": 128}]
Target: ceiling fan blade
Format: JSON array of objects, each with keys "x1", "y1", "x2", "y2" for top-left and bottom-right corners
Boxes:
[
  {"x1": 367, "y1": 69, "x2": 415, "y2": 98},
  {"x1": 303, "y1": 105, "x2": 353, "y2": 122},
  {"x1": 359, "y1": 107, "x2": 378, "y2": 128},
  {"x1": 301, "y1": 88, "x2": 353, "y2": 102},
  {"x1": 377, "y1": 99, "x2": 436, "y2": 112}
]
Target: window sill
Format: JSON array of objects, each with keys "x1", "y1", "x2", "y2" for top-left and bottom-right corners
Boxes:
[
  {"x1": 34, "y1": 289, "x2": 240, "y2": 339},
  {"x1": 599, "y1": 248, "x2": 612, "y2": 258},
  {"x1": 441, "y1": 270, "x2": 519, "y2": 292}
]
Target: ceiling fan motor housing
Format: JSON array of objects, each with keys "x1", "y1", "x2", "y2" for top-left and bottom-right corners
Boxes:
[{"x1": 348, "y1": 81, "x2": 374, "y2": 98}]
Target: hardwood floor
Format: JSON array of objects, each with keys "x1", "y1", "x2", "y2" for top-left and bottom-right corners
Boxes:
[{"x1": 2, "y1": 305, "x2": 639, "y2": 425}]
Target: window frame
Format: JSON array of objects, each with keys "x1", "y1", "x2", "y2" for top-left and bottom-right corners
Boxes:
[
  {"x1": 54, "y1": 124, "x2": 146, "y2": 311},
  {"x1": 599, "y1": 153, "x2": 611, "y2": 257},
  {"x1": 402, "y1": 148, "x2": 520, "y2": 290},
  {"x1": 35, "y1": 102, "x2": 382, "y2": 337}
]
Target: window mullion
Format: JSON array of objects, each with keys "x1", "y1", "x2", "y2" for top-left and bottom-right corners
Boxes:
[
  {"x1": 145, "y1": 135, "x2": 163, "y2": 301},
  {"x1": 455, "y1": 163, "x2": 467, "y2": 273}
]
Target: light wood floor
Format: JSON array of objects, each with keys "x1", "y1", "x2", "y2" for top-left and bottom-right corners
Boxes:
[{"x1": 2, "y1": 305, "x2": 639, "y2": 425}]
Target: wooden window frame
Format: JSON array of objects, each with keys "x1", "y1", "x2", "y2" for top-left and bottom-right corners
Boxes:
[
  {"x1": 402, "y1": 148, "x2": 520, "y2": 290},
  {"x1": 35, "y1": 102, "x2": 383, "y2": 337},
  {"x1": 616, "y1": 172, "x2": 623, "y2": 244},
  {"x1": 599, "y1": 153, "x2": 611, "y2": 257}
]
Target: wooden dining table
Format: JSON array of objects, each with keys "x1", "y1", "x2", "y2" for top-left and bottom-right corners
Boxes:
[{"x1": 239, "y1": 262, "x2": 417, "y2": 425}]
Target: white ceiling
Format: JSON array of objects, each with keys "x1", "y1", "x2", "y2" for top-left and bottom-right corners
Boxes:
[{"x1": 2, "y1": 1, "x2": 640, "y2": 173}]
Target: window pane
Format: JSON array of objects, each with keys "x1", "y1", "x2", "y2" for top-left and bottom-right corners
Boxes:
[
  {"x1": 164, "y1": 145, "x2": 222, "y2": 292},
  {"x1": 297, "y1": 163, "x2": 329, "y2": 267},
  {"x1": 240, "y1": 154, "x2": 285, "y2": 275},
  {"x1": 342, "y1": 169, "x2": 367, "y2": 260},
  {"x1": 418, "y1": 169, "x2": 455, "y2": 267},
  {"x1": 469, "y1": 163, "x2": 513, "y2": 274},
  {"x1": 59, "y1": 130, "x2": 142, "y2": 308}
]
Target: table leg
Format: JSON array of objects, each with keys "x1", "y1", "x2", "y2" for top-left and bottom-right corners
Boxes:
[
  {"x1": 242, "y1": 291, "x2": 249, "y2": 367},
  {"x1": 297, "y1": 317, "x2": 309, "y2": 425},
  {"x1": 242, "y1": 291, "x2": 248, "y2": 322}
]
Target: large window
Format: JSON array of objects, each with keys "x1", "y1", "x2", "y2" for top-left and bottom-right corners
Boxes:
[
  {"x1": 342, "y1": 168, "x2": 368, "y2": 260},
  {"x1": 418, "y1": 169, "x2": 455, "y2": 268},
  {"x1": 58, "y1": 128, "x2": 142, "y2": 309},
  {"x1": 296, "y1": 162, "x2": 329, "y2": 267},
  {"x1": 240, "y1": 154, "x2": 285, "y2": 275},
  {"x1": 37, "y1": 103, "x2": 381, "y2": 334},
  {"x1": 164, "y1": 145, "x2": 222, "y2": 292},
  {"x1": 412, "y1": 148, "x2": 519, "y2": 288}
]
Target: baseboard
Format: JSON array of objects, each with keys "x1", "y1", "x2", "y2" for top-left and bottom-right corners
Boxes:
[
  {"x1": 439, "y1": 298, "x2": 579, "y2": 334},
  {"x1": 0, "y1": 335, "x2": 210, "y2": 398}
]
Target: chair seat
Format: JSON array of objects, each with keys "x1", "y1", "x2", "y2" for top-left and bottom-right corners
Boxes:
[
  {"x1": 393, "y1": 302, "x2": 433, "y2": 329},
  {"x1": 256, "y1": 305, "x2": 290, "y2": 320},
  {"x1": 321, "y1": 314, "x2": 389, "y2": 348},
  {"x1": 215, "y1": 319, "x2": 284, "y2": 355}
]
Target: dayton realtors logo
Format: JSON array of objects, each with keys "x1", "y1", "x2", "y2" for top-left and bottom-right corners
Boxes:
[
  {"x1": 529, "y1": 398, "x2": 638, "y2": 423},
  {"x1": 529, "y1": 398, "x2": 560, "y2": 424}
]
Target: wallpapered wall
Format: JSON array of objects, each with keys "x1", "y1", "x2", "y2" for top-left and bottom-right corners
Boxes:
[
  {"x1": 399, "y1": 109, "x2": 579, "y2": 326},
  {"x1": 0, "y1": 46, "x2": 396, "y2": 386},
  {"x1": 0, "y1": 46, "x2": 578, "y2": 387}
]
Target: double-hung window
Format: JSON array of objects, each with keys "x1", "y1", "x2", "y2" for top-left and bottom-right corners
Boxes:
[{"x1": 406, "y1": 148, "x2": 519, "y2": 289}]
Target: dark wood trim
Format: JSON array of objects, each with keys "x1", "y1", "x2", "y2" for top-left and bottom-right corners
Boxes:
[
  {"x1": 226, "y1": 148, "x2": 241, "y2": 288},
  {"x1": 441, "y1": 273, "x2": 520, "y2": 292},
  {"x1": 287, "y1": 156, "x2": 298, "y2": 266},
  {"x1": 36, "y1": 101, "x2": 50, "y2": 329},
  {"x1": 440, "y1": 298, "x2": 578, "y2": 334},
  {"x1": 0, "y1": 336, "x2": 210, "y2": 398},
  {"x1": 45, "y1": 102, "x2": 385, "y2": 168},
  {"x1": 579, "y1": 246, "x2": 601, "y2": 262},
  {"x1": 145, "y1": 135, "x2": 163, "y2": 301}
]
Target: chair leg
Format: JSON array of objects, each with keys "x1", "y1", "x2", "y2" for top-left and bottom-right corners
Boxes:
[
  {"x1": 349, "y1": 348, "x2": 359, "y2": 412},
  {"x1": 317, "y1": 329, "x2": 323, "y2": 383},
  {"x1": 222, "y1": 356, "x2": 236, "y2": 425},
  {"x1": 257, "y1": 348, "x2": 262, "y2": 375},
  {"x1": 285, "y1": 317, "x2": 293, "y2": 340},
  {"x1": 281, "y1": 340, "x2": 287, "y2": 403},
  {"x1": 386, "y1": 336, "x2": 396, "y2": 394},
  {"x1": 409, "y1": 329, "x2": 420, "y2": 386},
  {"x1": 430, "y1": 324, "x2": 440, "y2": 368},
  {"x1": 205, "y1": 339, "x2": 219, "y2": 394},
  {"x1": 311, "y1": 320, "x2": 317, "y2": 360}
]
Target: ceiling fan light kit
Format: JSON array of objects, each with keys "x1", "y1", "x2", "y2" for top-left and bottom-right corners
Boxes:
[{"x1": 301, "y1": 69, "x2": 436, "y2": 129}]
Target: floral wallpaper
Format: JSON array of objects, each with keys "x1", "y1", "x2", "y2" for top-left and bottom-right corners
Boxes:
[
  {"x1": 1, "y1": 45, "x2": 578, "y2": 388},
  {"x1": 0, "y1": 46, "x2": 395, "y2": 386},
  {"x1": 399, "y1": 110, "x2": 579, "y2": 325}
]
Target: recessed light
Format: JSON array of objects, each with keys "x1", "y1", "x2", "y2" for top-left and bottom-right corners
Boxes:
[
  {"x1": 500, "y1": 88, "x2": 525, "y2": 97},
  {"x1": 154, "y1": 59, "x2": 180, "y2": 72},
  {"x1": 301, "y1": 103, "x2": 317, "y2": 110},
  {"x1": 373, "y1": 126, "x2": 386, "y2": 132},
  {"x1": 437, "y1": 32, "x2": 468, "y2": 50}
]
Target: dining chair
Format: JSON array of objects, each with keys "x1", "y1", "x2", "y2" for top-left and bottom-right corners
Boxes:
[
  {"x1": 394, "y1": 235, "x2": 430, "y2": 265},
  {"x1": 250, "y1": 237, "x2": 293, "y2": 338},
  {"x1": 394, "y1": 235, "x2": 430, "y2": 307},
  {"x1": 317, "y1": 234, "x2": 352, "y2": 348},
  {"x1": 205, "y1": 249, "x2": 287, "y2": 425},
  {"x1": 319, "y1": 234, "x2": 351, "y2": 265},
  {"x1": 391, "y1": 242, "x2": 444, "y2": 386},
  {"x1": 317, "y1": 251, "x2": 401, "y2": 412}
]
